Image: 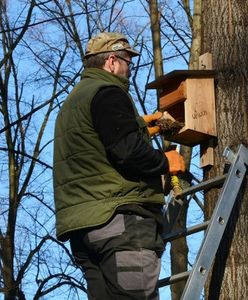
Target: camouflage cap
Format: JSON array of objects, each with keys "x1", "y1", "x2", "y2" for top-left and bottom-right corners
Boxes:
[{"x1": 84, "y1": 32, "x2": 140, "y2": 58}]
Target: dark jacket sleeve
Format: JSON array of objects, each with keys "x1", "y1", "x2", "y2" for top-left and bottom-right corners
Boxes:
[{"x1": 91, "y1": 86, "x2": 168, "y2": 176}]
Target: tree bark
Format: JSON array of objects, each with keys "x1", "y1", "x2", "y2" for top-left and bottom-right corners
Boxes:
[
  {"x1": 147, "y1": 2, "x2": 189, "y2": 298},
  {"x1": 202, "y1": 0, "x2": 248, "y2": 299},
  {"x1": 148, "y1": 0, "x2": 163, "y2": 78},
  {"x1": 148, "y1": 0, "x2": 164, "y2": 109},
  {"x1": 170, "y1": 1, "x2": 202, "y2": 298}
]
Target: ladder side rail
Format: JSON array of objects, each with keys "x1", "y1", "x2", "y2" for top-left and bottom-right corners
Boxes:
[{"x1": 181, "y1": 145, "x2": 248, "y2": 300}]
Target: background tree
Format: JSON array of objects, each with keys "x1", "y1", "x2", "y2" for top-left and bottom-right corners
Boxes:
[
  {"x1": 170, "y1": 1, "x2": 203, "y2": 299},
  {"x1": 146, "y1": 1, "x2": 205, "y2": 299},
  {"x1": 0, "y1": 1, "x2": 87, "y2": 299},
  {"x1": 147, "y1": 1, "x2": 189, "y2": 298},
  {"x1": 201, "y1": 0, "x2": 248, "y2": 299}
]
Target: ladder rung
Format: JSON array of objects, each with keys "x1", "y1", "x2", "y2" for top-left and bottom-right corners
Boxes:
[
  {"x1": 162, "y1": 221, "x2": 210, "y2": 242},
  {"x1": 158, "y1": 271, "x2": 190, "y2": 287},
  {"x1": 179, "y1": 174, "x2": 227, "y2": 198}
]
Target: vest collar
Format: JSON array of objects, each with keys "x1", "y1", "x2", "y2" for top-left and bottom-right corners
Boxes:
[{"x1": 82, "y1": 68, "x2": 130, "y2": 92}]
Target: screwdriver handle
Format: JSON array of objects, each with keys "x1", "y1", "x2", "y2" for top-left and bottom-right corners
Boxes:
[{"x1": 171, "y1": 174, "x2": 182, "y2": 199}]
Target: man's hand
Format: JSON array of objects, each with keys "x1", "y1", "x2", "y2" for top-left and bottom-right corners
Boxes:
[
  {"x1": 142, "y1": 111, "x2": 162, "y2": 136},
  {"x1": 164, "y1": 150, "x2": 185, "y2": 174}
]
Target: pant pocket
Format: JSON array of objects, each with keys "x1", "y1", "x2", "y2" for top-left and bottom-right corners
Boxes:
[
  {"x1": 88, "y1": 214, "x2": 125, "y2": 243},
  {"x1": 115, "y1": 249, "x2": 161, "y2": 296}
]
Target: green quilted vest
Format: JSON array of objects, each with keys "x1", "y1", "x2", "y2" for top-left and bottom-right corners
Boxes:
[{"x1": 53, "y1": 68, "x2": 164, "y2": 241}]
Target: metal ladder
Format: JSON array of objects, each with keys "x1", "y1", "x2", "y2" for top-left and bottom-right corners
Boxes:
[{"x1": 159, "y1": 144, "x2": 248, "y2": 299}]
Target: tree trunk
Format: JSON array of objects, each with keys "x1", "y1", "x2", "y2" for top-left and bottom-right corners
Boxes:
[
  {"x1": 148, "y1": 2, "x2": 189, "y2": 298},
  {"x1": 170, "y1": 1, "x2": 202, "y2": 298},
  {"x1": 202, "y1": 0, "x2": 248, "y2": 299},
  {"x1": 148, "y1": 0, "x2": 163, "y2": 78},
  {"x1": 148, "y1": 0, "x2": 164, "y2": 109}
]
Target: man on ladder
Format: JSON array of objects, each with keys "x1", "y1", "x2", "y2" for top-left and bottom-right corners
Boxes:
[{"x1": 53, "y1": 32, "x2": 185, "y2": 300}]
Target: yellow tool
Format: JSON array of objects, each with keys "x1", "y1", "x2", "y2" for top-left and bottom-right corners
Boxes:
[
  {"x1": 171, "y1": 173, "x2": 182, "y2": 199},
  {"x1": 167, "y1": 144, "x2": 183, "y2": 199}
]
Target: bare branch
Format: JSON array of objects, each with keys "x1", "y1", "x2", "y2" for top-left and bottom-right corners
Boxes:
[
  {"x1": 0, "y1": 0, "x2": 36, "y2": 68},
  {"x1": 0, "y1": 69, "x2": 81, "y2": 135},
  {"x1": 0, "y1": 148, "x2": 52, "y2": 169}
]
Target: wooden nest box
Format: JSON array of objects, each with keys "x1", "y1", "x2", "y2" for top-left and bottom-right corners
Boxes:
[{"x1": 146, "y1": 70, "x2": 217, "y2": 146}]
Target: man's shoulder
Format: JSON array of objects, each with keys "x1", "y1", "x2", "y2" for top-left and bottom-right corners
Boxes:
[{"x1": 97, "y1": 85, "x2": 126, "y2": 97}]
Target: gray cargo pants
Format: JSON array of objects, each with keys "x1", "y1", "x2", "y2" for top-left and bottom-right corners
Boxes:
[{"x1": 70, "y1": 213, "x2": 164, "y2": 300}]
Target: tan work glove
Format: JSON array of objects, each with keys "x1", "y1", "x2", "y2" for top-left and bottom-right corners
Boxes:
[
  {"x1": 164, "y1": 150, "x2": 186, "y2": 175},
  {"x1": 142, "y1": 111, "x2": 163, "y2": 136}
]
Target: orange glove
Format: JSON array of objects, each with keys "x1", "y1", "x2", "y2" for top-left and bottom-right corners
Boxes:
[
  {"x1": 164, "y1": 150, "x2": 186, "y2": 175},
  {"x1": 142, "y1": 111, "x2": 162, "y2": 136}
]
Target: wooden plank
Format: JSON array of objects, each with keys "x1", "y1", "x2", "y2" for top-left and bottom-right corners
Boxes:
[
  {"x1": 162, "y1": 129, "x2": 211, "y2": 146},
  {"x1": 199, "y1": 53, "x2": 213, "y2": 70},
  {"x1": 200, "y1": 140, "x2": 215, "y2": 166},
  {"x1": 199, "y1": 52, "x2": 216, "y2": 168},
  {"x1": 146, "y1": 69, "x2": 216, "y2": 90},
  {"x1": 160, "y1": 81, "x2": 186, "y2": 110},
  {"x1": 185, "y1": 78, "x2": 216, "y2": 137}
]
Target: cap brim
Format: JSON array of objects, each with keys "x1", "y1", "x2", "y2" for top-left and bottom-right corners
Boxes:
[{"x1": 124, "y1": 47, "x2": 140, "y2": 57}]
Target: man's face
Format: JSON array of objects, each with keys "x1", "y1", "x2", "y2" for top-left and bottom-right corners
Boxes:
[
  {"x1": 106, "y1": 52, "x2": 134, "y2": 78},
  {"x1": 113, "y1": 53, "x2": 133, "y2": 78}
]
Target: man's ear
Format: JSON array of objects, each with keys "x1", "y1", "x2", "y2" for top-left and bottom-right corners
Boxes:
[{"x1": 104, "y1": 54, "x2": 115, "y2": 73}]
